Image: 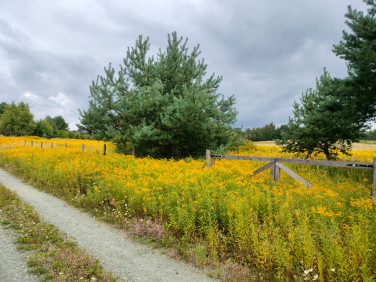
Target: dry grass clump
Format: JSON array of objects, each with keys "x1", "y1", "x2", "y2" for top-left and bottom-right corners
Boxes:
[
  {"x1": 128, "y1": 218, "x2": 165, "y2": 241},
  {"x1": 219, "y1": 260, "x2": 254, "y2": 281}
]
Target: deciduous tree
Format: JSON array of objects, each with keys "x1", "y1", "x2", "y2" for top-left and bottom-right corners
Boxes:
[
  {"x1": 34, "y1": 119, "x2": 54, "y2": 138},
  {"x1": 0, "y1": 102, "x2": 35, "y2": 136},
  {"x1": 46, "y1": 115, "x2": 69, "y2": 137}
]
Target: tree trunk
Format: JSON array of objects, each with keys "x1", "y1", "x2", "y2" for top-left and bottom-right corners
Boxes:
[{"x1": 323, "y1": 147, "x2": 332, "y2": 160}]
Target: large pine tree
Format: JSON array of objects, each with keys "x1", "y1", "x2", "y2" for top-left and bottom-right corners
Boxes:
[
  {"x1": 278, "y1": 1, "x2": 376, "y2": 159},
  {"x1": 79, "y1": 32, "x2": 237, "y2": 158},
  {"x1": 333, "y1": 0, "x2": 376, "y2": 122},
  {"x1": 277, "y1": 70, "x2": 364, "y2": 160}
]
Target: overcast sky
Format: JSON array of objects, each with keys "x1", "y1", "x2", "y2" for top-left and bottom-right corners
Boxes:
[{"x1": 0, "y1": 0, "x2": 369, "y2": 130}]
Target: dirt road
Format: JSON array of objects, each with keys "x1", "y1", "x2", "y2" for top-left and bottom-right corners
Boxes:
[
  {"x1": 0, "y1": 222, "x2": 37, "y2": 282},
  {"x1": 0, "y1": 168, "x2": 215, "y2": 281}
]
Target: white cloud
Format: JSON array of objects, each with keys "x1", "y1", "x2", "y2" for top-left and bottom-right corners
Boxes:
[
  {"x1": 49, "y1": 92, "x2": 71, "y2": 106},
  {"x1": 23, "y1": 91, "x2": 42, "y2": 102}
]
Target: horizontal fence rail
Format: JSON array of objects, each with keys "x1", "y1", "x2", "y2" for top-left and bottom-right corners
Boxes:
[
  {"x1": 206, "y1": 150, "x2": 376, "y2": 198},
  {"x1": 210, "y1": 154, "x2": 374, "y2": 169}
]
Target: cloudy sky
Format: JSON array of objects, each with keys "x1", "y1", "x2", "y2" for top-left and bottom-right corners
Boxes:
[{"x1": 0, "y1": 0, "x2": 369, "y2": 130}]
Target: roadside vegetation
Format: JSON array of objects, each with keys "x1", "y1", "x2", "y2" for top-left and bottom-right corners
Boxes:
[
  {"x1": 0, "y1": 136, "x2": 375, "y2": 280},
  {"x1": 0, "y1": 183, "x2": 115, "y2": 281}
]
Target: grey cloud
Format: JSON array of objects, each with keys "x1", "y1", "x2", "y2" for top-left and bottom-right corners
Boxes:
[
  {"x1": 0, "y1": 0, "x2": 369, "y2": 130},
  {"x1": 0, "y1": 19, "x2": 101, "y2": 127}
]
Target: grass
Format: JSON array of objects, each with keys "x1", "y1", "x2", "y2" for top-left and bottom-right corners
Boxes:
[
  {"x1": 253, "y1": 141, "x2": 277, "y2": 146},
  {"x1": 0, "y1": 184, "x2": 116, "y2": 281},
  {"x1": 353, "y1": 141, "x2": 376, "y2": 150}
]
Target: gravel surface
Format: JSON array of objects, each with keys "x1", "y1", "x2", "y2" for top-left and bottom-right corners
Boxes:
[
  {"x1": 0, "y1": 168, "x2": 216, "y2": 281},
  {"x1": 0, "y1": 221, "x2": 37, "y2": 282}
]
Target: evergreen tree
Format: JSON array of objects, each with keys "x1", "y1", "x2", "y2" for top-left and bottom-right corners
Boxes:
[
  {"x1": 79, "y1": 32, "x2": 237, "y2": 158},
  {"x1": 333, "y1": 0, "x2": 376, "y2": 122},
  {"x1": 277, "y1": 70, "x2": 364, "y2": 160},
  {"x1": 77, "y1": 105, "x2": 108, "y2": 139},
  {"x1": 0, "y1": 102, "x2": 35, "y2": 136}
]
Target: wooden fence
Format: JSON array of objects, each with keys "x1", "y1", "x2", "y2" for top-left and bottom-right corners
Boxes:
[
  {"x1": 206, "y1": 150, "x2": 376, "y2": 198},
  {"x1": 19, "y1": 140, "x2": 109, "y2": 155},
  {"x1": 19, "y1": 141, "x2": 138, "y2": 157}
]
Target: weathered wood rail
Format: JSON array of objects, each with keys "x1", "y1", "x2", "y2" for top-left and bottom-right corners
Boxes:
[
  {"x1": 23, "y1": 141, "x2": 137, "y2": 156},
  {"x1": 206, "y1": 150, "x2": 376, "y2": 197}
]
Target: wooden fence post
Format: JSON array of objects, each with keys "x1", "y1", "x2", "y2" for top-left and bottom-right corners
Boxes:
[
  {"x1": 65, "y1": 143, "x2": 67, "y2": 148},
  {"x1": 103, "y1": 144, "x2": 106, "y2": 155},
  {"x1": 206, "y1": 149, "x2": 211, "y2": 168},
  {"x1": 371, "y1": 157, "x2": 376, "y2": 198},
  {"x1": 274, "y1": 161, "x2": 280, "y2": 181},
  {"x1": 132, "y1": 146, "x2": 135, "y2": 157},
  {"x1": 82, "y1": 144, "x2": 85, "y2": 153},
  {"x1": 51, "y1": 142, "x2": 53, "y2": 148},
  {"x1": 31, "y1": 141, "x2": 33, "y2": 146},
  {"x1": 270, "y1": 159, "x2": 280, "y2": 181},
  {"x1": 270, "y1": 160, "x2": 275, "y2": 179},
  {"x1": 40, "y1": 142, "x2": 43, "y2": 148}
]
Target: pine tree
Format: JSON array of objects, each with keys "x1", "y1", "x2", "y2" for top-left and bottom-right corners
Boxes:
[
  {"x1": 333, "y1": 0, "x2": 376, "y2": 122},
  {"x1": 277, "y1": 70, "x2": 364, "y2": 160},
  {"x1": 79, "y1": 32, "x2": 237, "y2": 158}
]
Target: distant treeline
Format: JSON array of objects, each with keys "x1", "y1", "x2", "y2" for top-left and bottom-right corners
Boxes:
[
  {"x1": 236, "y1": 123, "x2": 286, "y2": 142},
  {"x1": 364, "y1": 129, "x2": 376, "y2": 141},
  {"x1": 239, "y1": 122, "x2": 376, "y2": 142}
]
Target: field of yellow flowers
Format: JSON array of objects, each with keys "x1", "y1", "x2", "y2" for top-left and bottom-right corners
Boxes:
[{"x1": 0, "y1": 136, "x2": 375, "y2": 281}]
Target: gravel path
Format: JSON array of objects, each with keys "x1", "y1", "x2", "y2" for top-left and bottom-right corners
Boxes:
[
  {"x1": 0, "y1": 168, "x2": 215, "y2": 281},
  {"x1": 0, "y1": 221, "x2": 37, "y2": 282}
]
